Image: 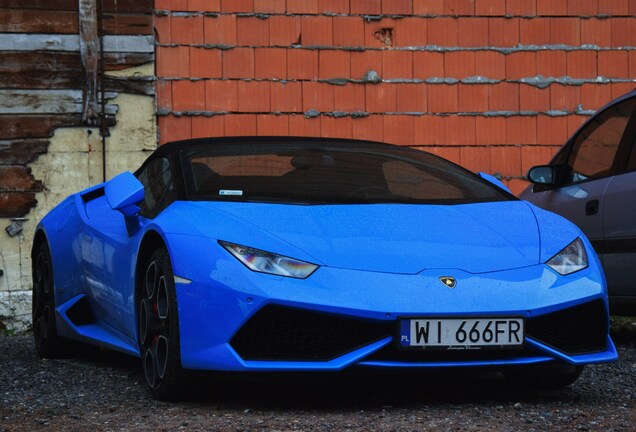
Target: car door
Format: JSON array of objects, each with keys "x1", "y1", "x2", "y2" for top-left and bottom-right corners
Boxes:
[{"x1": 530, "y1": 97, "x2": 636, "y2": 257}]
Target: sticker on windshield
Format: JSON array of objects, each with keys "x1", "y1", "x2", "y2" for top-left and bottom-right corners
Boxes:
[{"x1": 219, "y1": 189, "x2": 243, "y2": 196}]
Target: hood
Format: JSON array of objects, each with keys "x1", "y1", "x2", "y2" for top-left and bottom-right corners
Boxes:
[{"x1": 161, "y1": 200, "x2": 542, "y2": 274}]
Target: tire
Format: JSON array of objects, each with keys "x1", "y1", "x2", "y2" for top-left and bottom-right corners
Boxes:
[
  {"x1": 32, "y1": 240, "x2": 66, "y2": 358},
  {"x1": 138, "y1": 247, "x2": 186, "y2": 400},
  {"x1": 503, "y1": 364, "x2": 584, "y2": 389}
]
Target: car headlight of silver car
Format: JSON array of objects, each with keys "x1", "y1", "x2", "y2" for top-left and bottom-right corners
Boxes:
[
  {"x1": 546, "y1": 237, "x2": 588, "y2": 275},
  {"x1": 219, "y1": 241, "x2": 318, "y2": 279}
]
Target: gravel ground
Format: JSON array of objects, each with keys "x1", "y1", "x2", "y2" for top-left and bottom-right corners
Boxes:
[{"x1": 1, "y1": 332, "x2": 634, "y2": 432}]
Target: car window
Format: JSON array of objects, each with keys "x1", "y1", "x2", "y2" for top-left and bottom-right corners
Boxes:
[
  {"x1": 566, "y1": 98, "x2": 636, "y2": 183},
  {"x1": 137, "y1": 157, "x2": 176, "y2": 217},
  {"x1": 181, "y1": 142, "x2": 513, "y2": 205}
]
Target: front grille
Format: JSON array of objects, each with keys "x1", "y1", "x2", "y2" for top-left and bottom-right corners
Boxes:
[
  {"x1": 526, "y1": 299, "x2": 608, "y2": 355},
  {"x1": 230, "y1": 305, "x2": 390, "y2": 361},
  {"x1": 365, "y1": 344, "x2": 538, "y2": 363}
]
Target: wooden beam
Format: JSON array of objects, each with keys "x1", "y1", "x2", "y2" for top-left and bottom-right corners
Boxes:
[
  {"x1": 0, "y1": 34, "x2": 154, "y2": 53},
  {"x1": 0, "y1": 0, "x2": 153, "y2": 13},
  {"x1": 0, "y1": 90, "x2": 118, "y2": 115},
  {"x1": 0, "y1": 115, "x2": 82, "y2": 139},
  {"x1": 0, "y1": 192, "x2": 37, "y2": 217},
  {"x1": 0, "y1": 140, "x2": 49, "y2": 165},
  {"x1": 79, "y1": 0, "x2": 100, "y2": 124},
  {"x1": 0, "y1": 166, "x2": 43, "y2": 192}
]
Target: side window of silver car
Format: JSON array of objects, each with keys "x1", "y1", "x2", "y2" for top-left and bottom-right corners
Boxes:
[{"x1": 567, "y1": 98, "x2": 636, "y2": 183}]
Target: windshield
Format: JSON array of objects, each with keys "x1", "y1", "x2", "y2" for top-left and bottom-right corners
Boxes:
[{"x1": 180, "y1": 141, "x2": 513, "y2": 205}]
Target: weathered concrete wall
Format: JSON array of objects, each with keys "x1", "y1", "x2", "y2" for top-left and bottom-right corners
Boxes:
[{"x1": 0, "y1": 89, "x2": 156, "y2": 331}]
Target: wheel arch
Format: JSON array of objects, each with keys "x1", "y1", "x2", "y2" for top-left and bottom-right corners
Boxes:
[
  {"x1": 135, "y1": 231, "x2": 168, "y2": 297},
  {"x1": 31, "y1": 228, "x2": 49, "y2": 261}
]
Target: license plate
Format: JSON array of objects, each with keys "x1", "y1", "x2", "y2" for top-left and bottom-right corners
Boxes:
[{"x1": 399, "y1": 318, "x2": 524, "y2": 348}]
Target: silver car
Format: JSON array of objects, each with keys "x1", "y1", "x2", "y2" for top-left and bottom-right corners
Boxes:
[{"x1": 521, "y1": 89, "x2": 636, "y2": 315}]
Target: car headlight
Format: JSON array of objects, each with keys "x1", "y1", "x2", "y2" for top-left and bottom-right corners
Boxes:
[
  {"x1": 219, "y1": 241, "x2": 318, "y2": 279},
  {"x1": 546, "y1": 237, "x2": 588, "y2": 275}
]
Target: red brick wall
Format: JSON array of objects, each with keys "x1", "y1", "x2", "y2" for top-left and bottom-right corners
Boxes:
[{"x1": 154, "y1": 0, "x2": 636, "y2": 194}]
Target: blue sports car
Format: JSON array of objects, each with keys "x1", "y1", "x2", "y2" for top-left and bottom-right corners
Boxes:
[{"x1": 32, "y1": 137, "x2": 617, "y2": 400}]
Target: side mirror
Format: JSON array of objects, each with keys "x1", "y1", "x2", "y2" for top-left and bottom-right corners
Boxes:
[
  {"x1": 477, "y1": 172, "x2": 512, "y2": 193},
  {"x1": 105, "y1": 172, "x2": 145, "y2": 217},
  {"x1": 527, "y1": 165, "x2": 555, "y2": 186}
]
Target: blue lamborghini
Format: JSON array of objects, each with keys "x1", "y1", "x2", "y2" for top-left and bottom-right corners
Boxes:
[{"x1": 32, "y1": 137, "x2": 617, "y2": 400}]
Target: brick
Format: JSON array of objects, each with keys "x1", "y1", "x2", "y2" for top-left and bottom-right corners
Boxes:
[
  {"x1": 322, "y1": 116, "x2": 353, "y2": 138},
  {"x1": 333, "y1": 84, "x2": 366, "y2": 112},
  {"x1": 567, "y1": 114, "x2": 586, "y2": 136},
  {"x1": 352, "y1": 115, "x2": 384, "y2": 142},
  {"x1": 351, "y1": 50, "x2": 383, "y2": 80},
  {"x1": 567, "y1": 0, "x2": 598, "y2": 16},
  {"x1": 396, "y1": 83, "x2": 427, "y2": 112},
  {"x1": 364, "y1": 18, "x2": 398, "y2": 48},
  {"x1": 520, "y1": 18, "x2": 551, "y2": 45},
  {"x1": 550, "y1": 85, "x2": 581, "y2": 111},
  {"x1": 413, "y1": 52, "x2": 445, "y2": 79},
  {"x1": 611, "y1": 82, "x2": 635, "y2": 99},
  {"x1": 171, "y1": 15, "x2": 204, "y2": 44},
  {"x1": 425, "y1": 146, "x2": 461, "y2": 163},
  {"x1": 444, "y1": 51, "x2": 476, "y2": 78},
  {"x1": 350, "y1": 0, "x2": 382, "y2": 14},
  {"x1": 301, "y1": 16, "x2": 333, "y2": 46},
  {"x1": 475, "y1": 51, "x2": 506, "y2": 79},
  {"x1": 154, "y1": 16, "x2": 171, "y2": 44},
  {"x1": 599, "y1": 0, "x2": 629, "y2": 15},
  {"x1": 159, "y1": 115, "x2": 191, "y2": 144},
  {"x1": 507, "y1": 178, "x2": 529, "y2": 195},
  {"x1": 287, "y1": 0, "x2": 319, "y2": 13},
  {"x1": 237, "y1": 81, "x2": 270, "y2": 112},
  {"x1": 580, "y1": 83, "x2": 612, "y2": 110},
  {"x1": 519, "y1": 85, "x2": 550, "y2": 111},
  {"x1": 222, "y1": 48, "x2": 254, "y2": 78},
  {"x1": 505, "y1": 51, "x2": 537, "y2": 80},
  {"x1": 489, "y1": 17, "x2": 520, "y2": 46},
  {"x1": 382, "y1": 0, "x2": 412, "y2": 14},
  {"x1": 629, "y1": 51, "x2": 636, "y2": 78},
  {"x1": 414, "y1": 0, "x2": 444, "y2": 14},
  {"x1": 428, "y1": 84, "x2": 459, "y2": 113},
  {"x1": 302, "y1": 82, "x2": 335, "y2": 111},
  {"x1": 476, "y1": 116, "x2": 507, "y2": 144},
  {"x1": 537, "y1": 50, "x2": 566, "y2": 77},
  {"x1": 384, "y1": 115, "x2": 415, "y2": 145},
  {"x1": 476, "y1": 0, "x2": 506, "y2": 16},
  {"x1": 287, "y1": 49, "x2": 319, "y2": 80},
  {"x1": 192, "y1": 116, "x2": 224, "y2": 138},
  {"x1": 237, "y1": 16, "x2": 270, "y2": 46},
  {"x1": 156, "y1": 80, "x2": 172, "y2": 112},
  {"x1": 382, "y1": 50, "x2": 413, "y2": 79},
  {"x1": 319, "y1": 50, "x2": 351, "y2": 79},
  {"x1": 190, "y1": 48, "x2": 222, "y2": 78},
  {"x1": 448, "y1": 116, "x2": 476, "y2": 145},
  {"x1": 630, "y1": 0, "x2": 636, "y2": 15},
  {"x1": 205, "y1": 80, "x2": 239, "y2": 111},
  {"x1": 551, "y1": 18, "x2": 581, "y2": 46},
  {"x1": 333, "y1": 16, "x2": 364, "y2": 47},
  {"x1": 537, "y1": 116, "x2": 568, "y2": 144},
  {"x1": 536, "y1": 0, "x2": 567, "y2": 16},
  {"x1": 428, "y1": 18, "x2": 458, "y2": 46},
  {"x1": 221, "y1": 0, "x2": 253, "y2": 12},
  {"x1": 396, "y1": 17, "x2": 428, "y2": 47},
  {"x1": 488, "y1": 82, "x2": 520, "y2": 111},
  {"x1": 225, "y1": 114, "x2": 257, "y2": 135},
  {"x1": 506, "y1": 116, "x2": 537, "y2": 144},
  {"x1": 460, "y1": 146, "x2": 492, "y2": 172},
  {"x1": 319, "y1": 0, "x2": 349, "y2": 13},
  {"x1": 580, "y1": 18, "x2": 611, "y2": 46},
  {"x1": 256, "y1": 114, "x2": 290, "y2": 135},
  {"x1": 289, "y1": 115, "x2": 321, "y2": 137},
  {"x1": 612, "y1": 18, "x2": 636, "y2": 46},
  {"x1": 458, "y1": 84, "x2": 489, "y2": 112},
  {"x1": 254, "y1": 0, "x2": 286, "y2": 13},
  {"x1": 444, "y1": 0, "x2": 475, "y2": 15},
  {"x1": 271, "y1": 81, "x2": 303, "y2": 112},
  {"x1": 156, "y1": 46, "x2": 190, "y2": 77},
  {"x1": 366, "y1": 84, "x2": 398, "y2": 112},
  {"x1": 491, "y1": 146, "x2": 522, "y2": 177},
  {"x1": 269, "y1": 16, "x2": 301, "y2": 46},
  {"x1": 156, "y1": 0, "x2": 187, "y2": 10},
  {"x1": 413, "y1": 116, "x2": 437, "y2": 144},
  {"x1": 521, "y1": 145, "x2": 556, "y2": 173},
  {"x1": 188, "y1": 0, "x2": 221, "y2": 11},
  {"x1": 457, "y1": 17, "x2": 489, "y2": 47},
  {"x1": 506, "y1": 0, "x2": 536, "y2": 16},
  {"x1": 254, "y1": 48, "x2": 287, "y2": 79},
  {"x1": 204, "y1": 15, "x2": 237, "y2": 45},
  {"x1": 566, "y1": 50, "x2": 597, "y2": 78}
]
